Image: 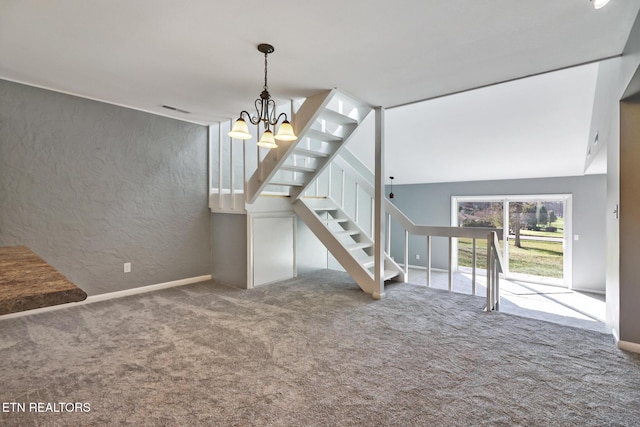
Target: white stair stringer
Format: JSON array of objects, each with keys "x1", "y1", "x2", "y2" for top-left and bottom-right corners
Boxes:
[
  {"x1": 246, "y1": 88, "x2": 372, "y2": 204},
  {"x1": 294, "y1": 198, "x2": 403, "y2": 295}
]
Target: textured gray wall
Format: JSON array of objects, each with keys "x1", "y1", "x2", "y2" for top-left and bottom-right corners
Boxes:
[
  {"x1": 387, "y1": 175, "x2": 606, "y2": 293},
  {"x1": 211, "y1": 213, "x2": 247, "y2": 287},
  {"x1": 0, "y1": 80, "x2": 210, "y2": 295}
]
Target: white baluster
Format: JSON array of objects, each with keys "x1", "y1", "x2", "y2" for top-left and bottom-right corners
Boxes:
[
  {"x1": 426, "y1": 236, "x2": 431, "y2": 287},
  {"x1": 355, "y1": 183, "x2": 359, "y2": 225},
  {"x1": 404, "y1": 230, "x2": 409, "y2": 278},
  {"x1": 472, "y1": 238, "x2": 477, "y2": 296},
  {"x1": 448, "y1": 237, "x2": 453, "y2": 292}
]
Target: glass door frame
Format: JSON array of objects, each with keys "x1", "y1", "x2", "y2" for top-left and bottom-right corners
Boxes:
[{"x1": 451, "y1": 194, "x2": 573, "y2": 288}]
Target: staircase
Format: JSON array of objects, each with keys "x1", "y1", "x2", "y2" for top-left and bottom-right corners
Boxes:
[
  {"x1": 295, "y1": 198, "x2": 404, "y2": 293},
  {"x1": 212, "y1": 88, "x2": 403, "y2": 296}
]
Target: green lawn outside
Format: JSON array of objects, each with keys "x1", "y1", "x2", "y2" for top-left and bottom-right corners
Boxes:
[
  {"x1": 519, "y1": 217, "x2": 565, "y2": 238},
  {"x1": 458, "y1": 237, "x2": 563, "y2": 278},
  {"x1": 520, "y1": 229, "x2": 563, "y2": 238}
]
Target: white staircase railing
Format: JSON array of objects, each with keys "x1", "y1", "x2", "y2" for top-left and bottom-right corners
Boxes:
[
  {"x1": 294, "y1": 198, "x2": 403, "y2": 294},
  {"x1": 330, "y1": 151, "x2": 504, "y2": 309}
]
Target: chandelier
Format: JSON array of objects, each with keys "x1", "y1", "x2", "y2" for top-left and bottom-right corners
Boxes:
[{"x1": 228, "y1": 43, "x2": 297, "y2": 148}]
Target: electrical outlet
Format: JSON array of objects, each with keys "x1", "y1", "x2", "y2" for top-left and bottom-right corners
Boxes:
[
  {"x1": 124, "y1": 262, "x2": 131, "y2": 273},
  {"x1": 416, "y1": 254, "x2": 420, "y2": 260}
]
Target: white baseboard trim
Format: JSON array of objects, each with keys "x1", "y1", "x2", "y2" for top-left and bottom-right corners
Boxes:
[
  {"x1": 570, "y1": 287, "x2": 606, "y2": 295},
  {"x1": 618, "y1": 339, "x2": 640, "y2": 354},
  {"x1": 400, "y1": 264, "x2": 448, "y2": 273},
  {"x1": 85, "y1": 275, "x2": 212, "y2": 303},
  {"x1": 612, "y1": 328, "x2": 620, "y2": 343},
  {"x1": 0, "y1": 275, "x2": 212, "y2": 320}
]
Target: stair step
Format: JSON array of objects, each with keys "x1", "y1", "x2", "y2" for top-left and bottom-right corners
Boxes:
[
  {"x1": 280, "y1": 164, "x2": 316, "y2": 173},
  {"x1": 358, "y1": 258, "x2": 400, "y2": 280},
  {"x1": 320, "y1": 109, "x2": 358, "y2": 126},
  {"x1": 269, "y1": 180, "x2": 305, "y2": 187},
  {"x1": 384, "y1": 269, "x2": 400, "y2": 281},
  {"x1": 314, "y1": 206, "x2": 339, "y2": 212},
  {"x1": 335, "y1": 229, "x2": 360, "y2": 236},
  {"x1": 323, "y1": 217, "x2": 349, "y2": 224},
  {"x1": 293, "y1": 147, "x2": 329, "y2": 158},
  {"x1": 347, "y1": 242, "x2": 372, "y2": 251},
  {"x1": 306, "y1": 128, "x2": 343, "y2": 143}
]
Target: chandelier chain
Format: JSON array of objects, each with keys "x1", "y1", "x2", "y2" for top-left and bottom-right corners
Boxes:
[{"x1": 263, "y1": 52, "x2": 268, "y2": 91}]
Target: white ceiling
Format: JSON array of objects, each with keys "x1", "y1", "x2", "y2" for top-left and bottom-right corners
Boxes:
[
  {"x1": 384, "y1": 62, "x2": 601, "y2": 184},
  {"x1": 1, "y1": 0, "x2": 638, "y2": 183}
]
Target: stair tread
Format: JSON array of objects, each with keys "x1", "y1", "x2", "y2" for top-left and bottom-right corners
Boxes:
[
  {"x1": 347, "y1": 242, "x2": 372, "y2": 251},
  {"x1": 320, "y1": 109, "x2": 358, "y2": 126},
  {"x1": 280, "y1": 164, "x2": 316, "y2": 173},
  {"x1": 334, "y1": 229, "x2": 360, "y2": 236},
  {"x1": 293, "y1": 147, "x2": 329, "y2": 158},
  {"x1": 306, "y1": 128, "x2": 343, "y2": 143},
  {"x1": 323, "y1": 217, "x2": 349, "y2": 223},
  {"x1": 383, "y1": 269, "x2": 400, "y2": 281},
  {"x1": 269, "y1": 180, "x2": 305, "y2": 187},
  {"x1": 313, "y1": 206, "x2": 338, "y2": 212}
]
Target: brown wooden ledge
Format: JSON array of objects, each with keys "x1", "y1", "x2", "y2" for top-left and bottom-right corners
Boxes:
[{"x1": 0, "y1": 246, "x2": 87, "y2": 315}]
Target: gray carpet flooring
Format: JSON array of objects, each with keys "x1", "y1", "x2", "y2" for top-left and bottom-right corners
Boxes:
[{"x1": 1, "y1": 270, "x2": 639, "y2": 426}]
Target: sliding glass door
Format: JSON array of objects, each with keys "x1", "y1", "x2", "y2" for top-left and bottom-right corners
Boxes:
[{"x1": 452, "y1": 195, "x2": 572, "y2": 288}]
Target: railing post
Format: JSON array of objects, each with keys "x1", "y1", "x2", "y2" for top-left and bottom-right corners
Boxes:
[
  {"x1": 494, "y1": 243, "x2": 500, "y2": 311},
  {"x1": 426, "y1": 235, "x2": 431, "y2": 287},
  {"x1": 371, "y1": 201, "x2": 374, "y2": 238},
  {"x1": 341, "y1": 169, "x2": 345, "y2": 209},
  {"x1": 328, "y1": 163, "x2": 332, "y2": 200},
  {"x1": 448, "y1": 237, "x2": 453, "y2": 292},
  {"x1": 386, "y1": 213, "x2": 391, "y2": 254},
  {"x1": 372, "y1": 107, "x2": 385, "y2": 299},
  {"x1": 486, "y1": 233, "x2": 493, "y2": 312},
  {"x1": 229, "y1": 121, "x2": 234, "y2": 209},
  {"x1": 242, "y1": 131, "x2": 247, "y2": 199},
  {"x1": 218, "y1": 123, "x2": 223, "y2": 197},
  {"x1": 355, "y1": 183, "x2": 360, "y2": 225},
  {"x1": 404, "y1": 229, "x2": 409, "y2": 279},
  {"x1": 472, "y1": 238, "x2": 477, "y2": 296}
]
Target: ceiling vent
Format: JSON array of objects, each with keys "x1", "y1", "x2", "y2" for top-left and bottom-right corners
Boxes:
[{"x1": 162, "y1": 105, "x2": 191, "y2": 114}]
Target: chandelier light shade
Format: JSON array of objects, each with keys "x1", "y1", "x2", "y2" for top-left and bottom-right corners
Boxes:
[
  {"x1": 258, "y1": 129, "x2": 277, "y2": 149},
  {"x1": 275, "y1": 120, "x2": 297, "y2": 141},
  {"x1": 229, "y1": 43, "x2": 297, "y2": 148},
  {"x1": 229, "y1": 118, "x2": 252, "y2": 140}
]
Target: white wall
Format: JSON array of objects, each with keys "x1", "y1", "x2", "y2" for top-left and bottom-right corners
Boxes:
[{"x1": 587, "y1": 9, "x2": 640, "y2": 340}]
